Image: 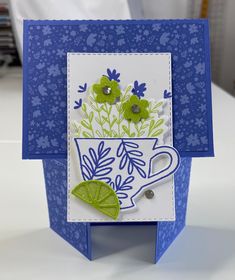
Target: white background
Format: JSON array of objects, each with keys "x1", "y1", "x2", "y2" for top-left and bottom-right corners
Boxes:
[
  {"x1": 1, "y1": 69, "x2": 235, "y2": 279},
  {"x1": 68, "y1": 53, "x2": 174, "y2": 222}
]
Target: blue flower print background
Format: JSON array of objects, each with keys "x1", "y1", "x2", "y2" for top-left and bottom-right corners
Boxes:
[
  {"x1": 43, "y1": 159, "x2": 91, "y2": 259},
  {"x1": 42, "y1": 156, "x2": 191, "y2": 262},
  {"x1": 23, "y1": 20, "x2": 213, "y2": 158},
  {"x1": 156, "y1": 157, "x2": 191, "y2": 262}
]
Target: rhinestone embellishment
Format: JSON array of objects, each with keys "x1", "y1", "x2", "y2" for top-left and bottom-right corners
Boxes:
[
  {"x1": 144, "y1": 190, "x2": 154, "y2": 199},
  {"x1": 102, "y1": 86, "x2": 112, "y2": 95},
  {"x1": 131, "y1": 104, "x2": 141, "y2": 114}
]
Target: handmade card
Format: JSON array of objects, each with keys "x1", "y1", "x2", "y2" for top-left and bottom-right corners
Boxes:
[
  {"x1": 23, "y1": 19, "x2": 213, "y2": 262},
  {"x1": 67, "y1": 53, "x2": 180, "y2": 222}
]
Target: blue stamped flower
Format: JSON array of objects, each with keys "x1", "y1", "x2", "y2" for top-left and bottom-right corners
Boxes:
[
  {"x1": 131, "y1": 80, "x2": 147, "y2": 98},
  {"x1": 163, "y1": 89, "x2": 172, "y2": 99},
  {"x1": 74, "y1": 98, "x2": 82, "y2": 109},
  {"x1": 77, "y1": 83, "x2": 87, "y2": 93},
  {"x1": 106, "y1": 68, "x2": 120, "y2": 82}
]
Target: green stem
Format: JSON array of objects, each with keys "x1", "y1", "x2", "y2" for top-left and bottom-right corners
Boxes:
[
  {"x1": 139, "y1": 119, "x2": 146, "y2": 137},
  {"x1": 84, "y1": 110, "x2": 95, "y2": 137},
  {"x1": 120, "y1": 85, "x2": 131, "y2": 103},
  {"x1": 147, "y1": 125, "x2": 152, "y2": 137},
  {"x1": 90, "y1": 91, "x2": 105, "y2": 137},
  {"x1": 134, "y1": 123, "x2": 140, "y2": 137},
  {"x1": 115, "y1": 103, "x2": 122, "y2": 137},
  {"x1": 128, "y1": 120, "x2": 131, "y2": 137},
  {"x1": 117, "y1": 85, "x2": 132, "y2": 137},
  {"x1": 104, "y1": 103, "x2": 112, "y2": 135},
  {"x1": 97, "y1": 109, "x2": 105, "y2": 137}
]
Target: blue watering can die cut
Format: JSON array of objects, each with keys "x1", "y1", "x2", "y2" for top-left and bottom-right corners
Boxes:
[{"x1": 67, "y1": 53, "x2": 180, "y2": 222}]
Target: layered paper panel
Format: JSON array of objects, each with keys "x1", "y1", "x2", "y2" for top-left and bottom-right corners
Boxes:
[
  {"x1": 23, "y1": 20, "x2": 213, "y2": 159},
  {"x1": 67, "y1": 53, "x2": 180, "y2": 222}
]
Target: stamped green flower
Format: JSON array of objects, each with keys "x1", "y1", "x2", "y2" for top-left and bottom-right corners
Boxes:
[
  {"x1": 122, "y1": 95, "x2": 149, "y2": 123},
  {"x1": 92, "y1": 76, "x2": 121, "y2": 104}
]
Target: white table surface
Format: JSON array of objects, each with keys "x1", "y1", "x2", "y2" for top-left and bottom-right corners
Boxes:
[{"x1": 0, "y1": 68, "x2": 235, "y2": 280}]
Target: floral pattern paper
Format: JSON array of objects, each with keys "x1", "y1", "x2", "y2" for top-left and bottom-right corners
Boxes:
[{"x1": 23, "y1": 20, "x2": 213, "y2": 159}]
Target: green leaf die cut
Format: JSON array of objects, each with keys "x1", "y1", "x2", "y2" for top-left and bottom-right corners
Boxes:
[
  {"x1": 122, "y1": 95, "x2": 149, "y2": 123},
  {"x1": 71, "y1": 180, "x2": 120, "y2": 220},
  {"x1": 92, "y1": 76, "x2": 121, "y2": 104}
]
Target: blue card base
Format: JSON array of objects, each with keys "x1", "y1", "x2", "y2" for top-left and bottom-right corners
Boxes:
[
  {"x1": 156, "y1": 157, "x2": 192, "y2": 262},
  {"x1": 43, "y1": 159, "x2": 92, "y2": 260},
  {"x1": 42, "y1": 157, "x2": 192, "y2": 263},
  {"x1": 23, "y1": 20, "x2": 213, "y2": 159}
]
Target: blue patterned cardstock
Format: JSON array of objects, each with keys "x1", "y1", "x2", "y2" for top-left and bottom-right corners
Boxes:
[
  {"x1": 42, "y1": 157, "x2": 191, "y2": 262},
  {"x1": 23, "y1": 19, "x2": 214, "y2": 159},
  {"x1": 22, "y1": 19, "x2": 213, "y2": 262}
]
